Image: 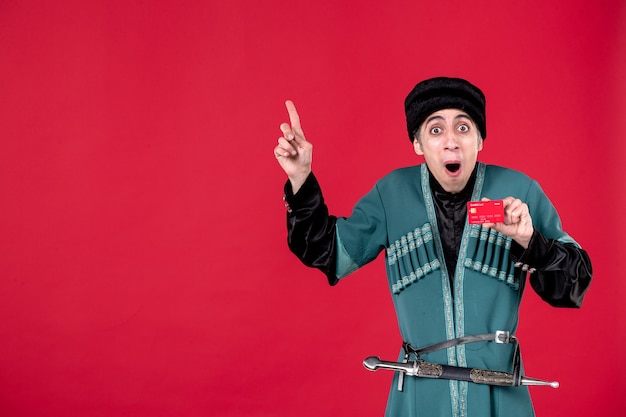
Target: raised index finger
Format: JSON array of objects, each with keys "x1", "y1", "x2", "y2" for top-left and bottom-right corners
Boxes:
[{"x1": 285, "y1": 100, "x2": 302, "y2": 134}]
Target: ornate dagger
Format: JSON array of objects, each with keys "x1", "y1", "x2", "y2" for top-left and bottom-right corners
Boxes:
[{"x1": 363, "y1": 356, "x2": 559, "y2": 388}]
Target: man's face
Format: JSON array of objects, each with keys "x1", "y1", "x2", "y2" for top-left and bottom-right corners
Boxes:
[{"x1": 413, "y1": 109, "x2": 483, "y2": 193}]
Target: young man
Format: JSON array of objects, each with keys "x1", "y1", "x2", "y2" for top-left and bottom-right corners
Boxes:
[{"x1": 273, "y1": 77, "x2": 592, "y2": 416}]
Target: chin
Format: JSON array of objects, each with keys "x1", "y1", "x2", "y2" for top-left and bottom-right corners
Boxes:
[{"x1": 445, "y1": 177, "x2": 467, "y2": 193}]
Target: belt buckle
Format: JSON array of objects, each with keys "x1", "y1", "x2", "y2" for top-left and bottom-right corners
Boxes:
[{"x1": 495, "y1": 330, "x2": 510, "y2": 344}]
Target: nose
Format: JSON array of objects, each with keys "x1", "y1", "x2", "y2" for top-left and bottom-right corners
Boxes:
[{"x1": 443, "y1": 130, "x2": 459, "y2": 149}]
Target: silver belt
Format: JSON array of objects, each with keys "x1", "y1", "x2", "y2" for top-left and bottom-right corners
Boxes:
[{"x1": 363, "y1": 332, "x2": 558, "y2": 390}]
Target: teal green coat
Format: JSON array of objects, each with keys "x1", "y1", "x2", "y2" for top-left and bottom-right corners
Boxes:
[{"x1": 335, "y1": 162, "x2": 579, "y2": 417}]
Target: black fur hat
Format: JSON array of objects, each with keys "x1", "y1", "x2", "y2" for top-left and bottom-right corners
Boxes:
[{"x1": 405, "y1": 77, "x2": 486, "y2": 142}]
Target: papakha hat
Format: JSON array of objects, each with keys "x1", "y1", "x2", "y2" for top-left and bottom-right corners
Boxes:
[{"x1": 404, "y1": 77, "x2": 486, "y2": 142}]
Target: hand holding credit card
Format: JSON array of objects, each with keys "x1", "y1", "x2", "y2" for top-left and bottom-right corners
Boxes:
[{"x1": 467, "y1": 200, "x2": 504, "y2": 224}]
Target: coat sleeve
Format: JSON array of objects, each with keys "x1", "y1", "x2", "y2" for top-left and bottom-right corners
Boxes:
[
  {"x1": 283, "y1": 173, "x2": 339, "y2": 285},
  {"x1": 511, "y1": 229, "x2": 592, "y2": 307},
  {"x1": 510, "y1": 179, "x2": 593, "y2": 307},
  {"x1": 283, "y1": 172, "x2": 389, "y2": 285}
]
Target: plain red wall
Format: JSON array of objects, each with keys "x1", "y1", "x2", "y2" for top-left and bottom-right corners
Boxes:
[{"x1": 1, "y1": 1, "x2": 624, "y2": 416}]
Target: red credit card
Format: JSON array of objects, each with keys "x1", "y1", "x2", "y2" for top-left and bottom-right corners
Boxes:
[{"x1": 467, "y1": 200, "x2": 504, "y2": 224}]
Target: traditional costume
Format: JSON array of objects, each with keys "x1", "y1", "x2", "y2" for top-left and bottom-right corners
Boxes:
[{"x1": 280, "y1": 77, "x2": 592, "y2": 417}]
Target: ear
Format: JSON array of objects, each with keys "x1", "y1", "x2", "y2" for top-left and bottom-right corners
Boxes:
[
  {"x1": 413, "y1": 138, "x2": 424, "y2": 155},
  {"x1": 477, "y1": 136, "x2": 484, "y2": 151}
]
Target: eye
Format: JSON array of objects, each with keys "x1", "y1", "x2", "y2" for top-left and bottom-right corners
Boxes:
[
  {"x1": 430, "y1": 127, "x2": 442, "y2": 135},
  {"x1": 458, "y1": 124, "x2": 469, "y2": 133}
]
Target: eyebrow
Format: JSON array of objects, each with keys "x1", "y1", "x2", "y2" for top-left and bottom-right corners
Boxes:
[{"x1": 424, "y1": 113, "x2": 472, "y2": 125}]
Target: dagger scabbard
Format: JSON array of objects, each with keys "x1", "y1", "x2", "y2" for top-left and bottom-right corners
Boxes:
[{"x1": 363, "y1": 356, "x2": 558, "y2": 388}]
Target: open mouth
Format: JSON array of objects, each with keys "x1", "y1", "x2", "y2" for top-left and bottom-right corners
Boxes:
[{"x1": 445, "y1": 163, "x2": 461, "y2": 173}]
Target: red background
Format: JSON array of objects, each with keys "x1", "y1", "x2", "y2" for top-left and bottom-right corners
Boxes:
[{"x1": 1, "y1": 1, "x2": 625, "y2": 416}]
